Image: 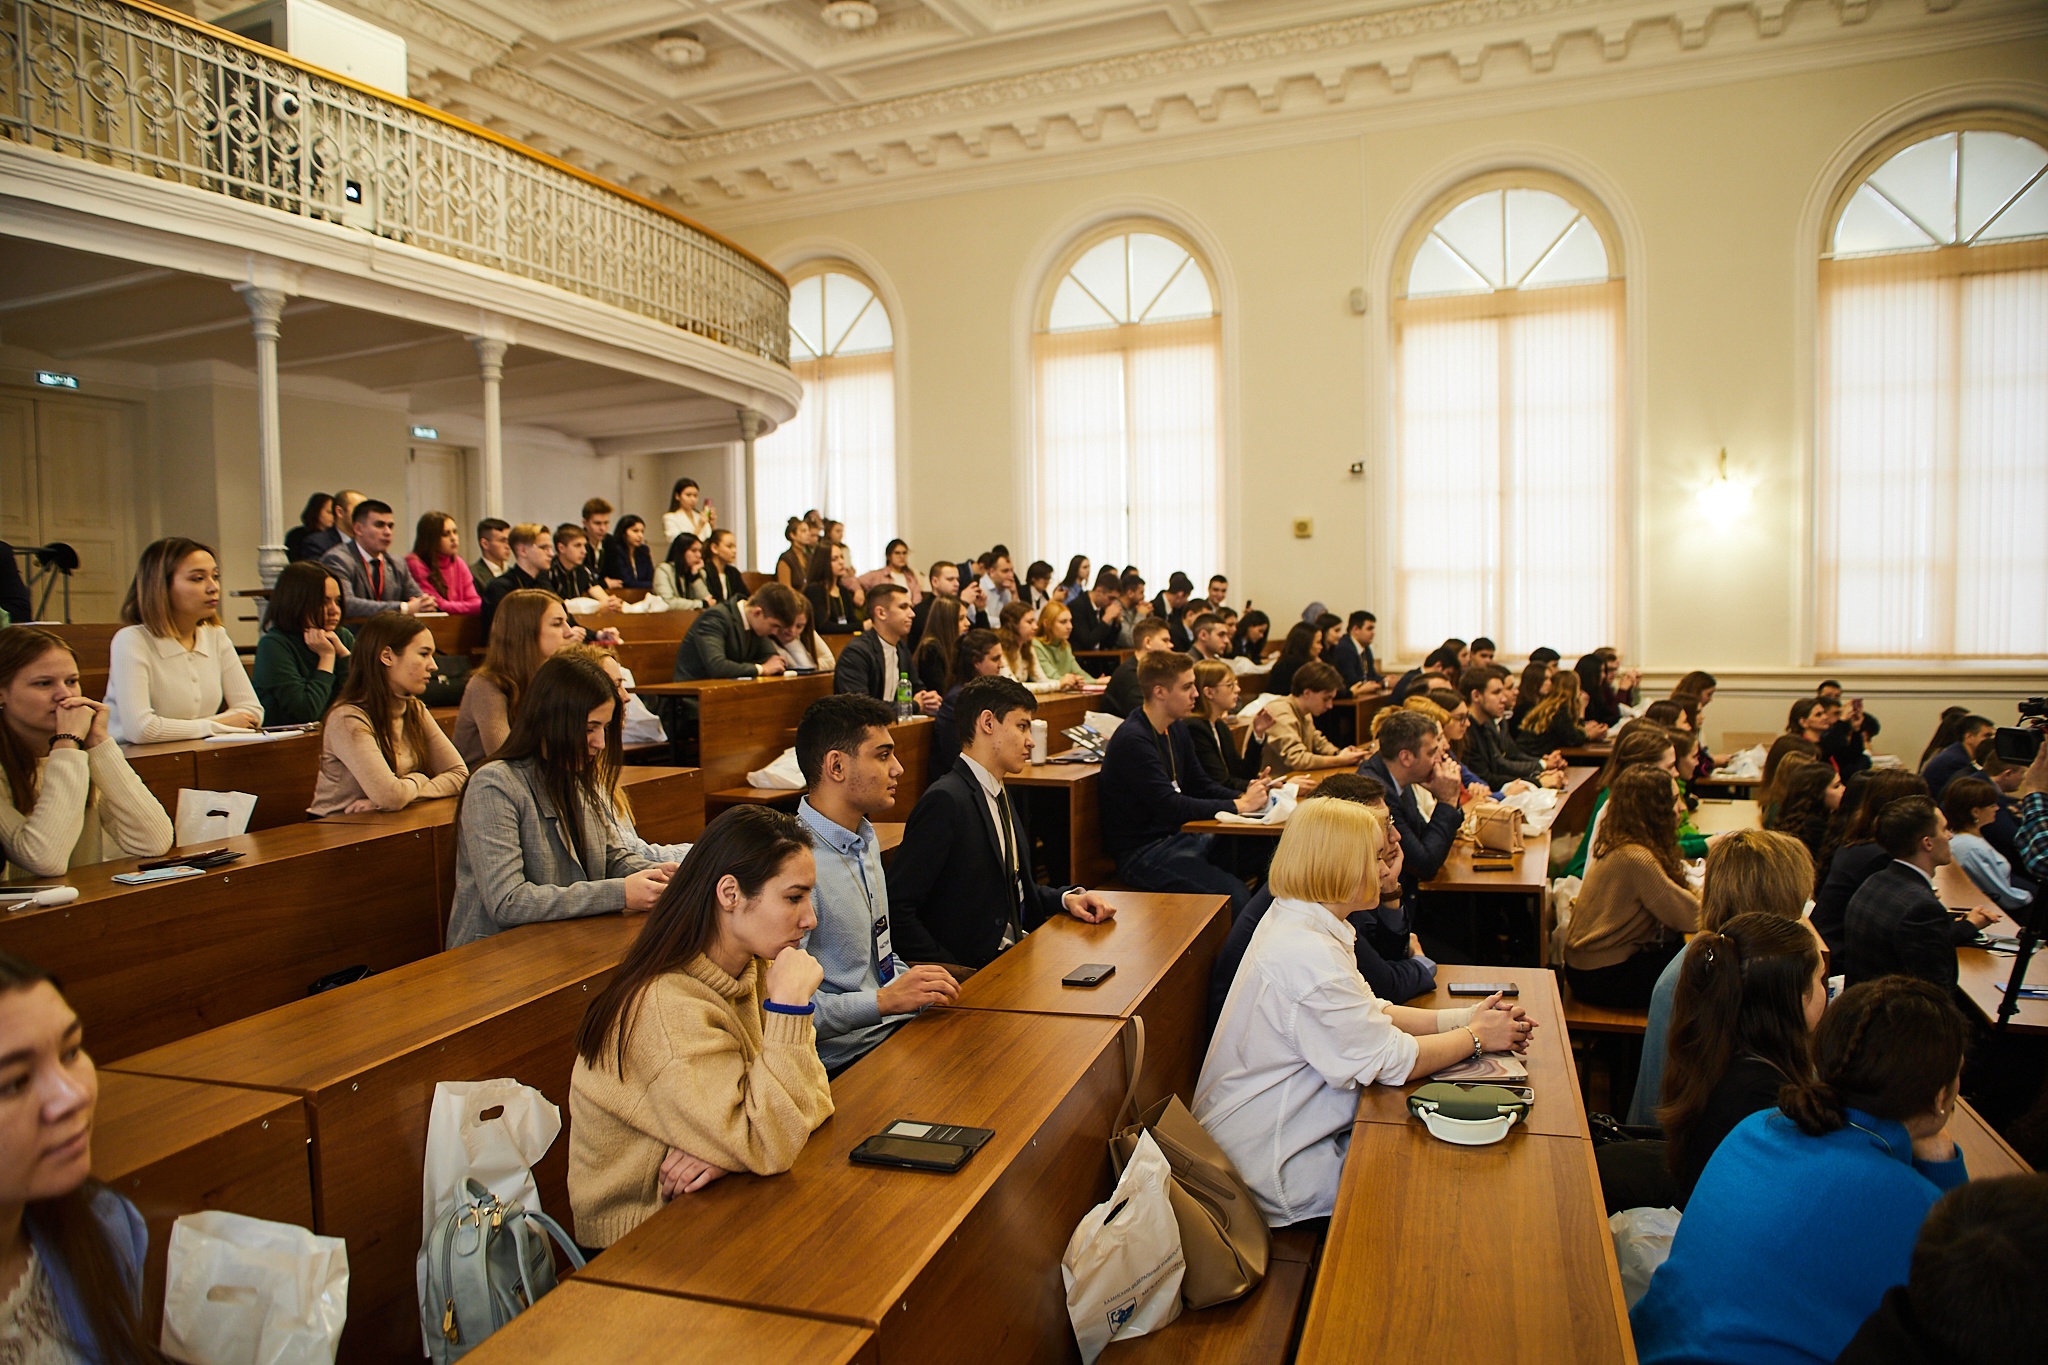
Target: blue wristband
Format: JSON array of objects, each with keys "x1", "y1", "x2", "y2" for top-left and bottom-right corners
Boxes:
[{"x1": 763, "y1": 1000, "x2": 814, "y2": 1016}]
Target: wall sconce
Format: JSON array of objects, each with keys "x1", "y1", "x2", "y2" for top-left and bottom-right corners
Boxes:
[{"x1": 1696, "y1": 448, "x2": 1751, "y2": 529}]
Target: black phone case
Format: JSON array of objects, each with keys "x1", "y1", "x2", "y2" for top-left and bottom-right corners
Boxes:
[{"x1": 849, "y1": 1136, "x2": 971, "y2": 1172}]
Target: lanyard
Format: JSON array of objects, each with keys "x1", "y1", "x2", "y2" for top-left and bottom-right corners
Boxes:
[{"x1": 1152, "y1": 724, "x2": 1180, "y2": 793}]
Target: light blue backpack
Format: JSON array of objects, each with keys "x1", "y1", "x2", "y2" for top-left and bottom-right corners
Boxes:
[{"x1": 423, "y1": 1178, "x2": 585, "y2": 1361}]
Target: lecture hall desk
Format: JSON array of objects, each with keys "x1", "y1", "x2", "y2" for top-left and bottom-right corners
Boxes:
[
  {"x1": 108, "y1": 913, "x2": 647, "y2": 1364},
  {"x1": 0, "y1": 820, "x2": 442, "y2": 1061},
  {"x1": 943, "y1": 891, "x2": 1229, "y2": 1109},
  {"x1": 1008, "y1": 760, "x2": 1114, "y2": 885},
  {"x1": 1941, "y1": 862, "x2": 2048, "y2": 1035},
  {"x1": 579, "y1": 1008, "x2": 1127, "y2": 1365},
  {"x1": 1296, "y1": 964, "x2": 1635, "y2": 1365},
  {"x1": 468, "y1": 1281, "x2": 876, "y2": 1364},
  {"x1": 119, "y1": 730, "x2": 328, "y2": 833}
]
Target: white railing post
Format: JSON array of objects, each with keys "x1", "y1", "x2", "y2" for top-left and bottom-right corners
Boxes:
[{"x1": 237, "y1": 283, "x2": 290, "y2": 586}]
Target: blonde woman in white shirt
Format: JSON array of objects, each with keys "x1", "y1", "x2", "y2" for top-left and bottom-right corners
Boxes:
[
  {"x1": 1195, "y1": 797, "x2": 1533, "y2": 1227},
  {"x1": 105, "y1": 538, "x2": 263, "y2": 744}
]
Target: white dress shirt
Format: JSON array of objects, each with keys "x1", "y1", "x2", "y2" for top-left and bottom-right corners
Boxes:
[
  {"x1": 1194, "y1": 896, "x2": 1420, "y2": 1226},
  {"x1": 105, "y1": 623, "x2": 264, "y2": 744}
]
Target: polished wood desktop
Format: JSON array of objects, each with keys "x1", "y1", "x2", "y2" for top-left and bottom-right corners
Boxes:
[
  {"x1": 466, "y1": 1281, "x2": 877, "y2": 1364},
  {"x1": 1689, "y1": 797, "x2": 1761, "y2": 835},
  {"x1": 1421, "y1": 833, "x2": 1553, "y2": 895}
]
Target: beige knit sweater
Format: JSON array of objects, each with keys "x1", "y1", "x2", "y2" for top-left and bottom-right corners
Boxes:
[
  {"x1": 1261, "y1": 696, "x2": 1347, "y2": 771},
  {"x1": 308, "y1": 702, "x2": 468, "y2": 817},
  {"x1": 0, "y1": 741, "x2": 174, "y2": 878},
  {"x1": 452, "y1": 674, "x2": 512, "y2": 772},
  {"x1": 1563, "y1": 842, "x2": 1701, "y2": 971},
  {"x1": 568, "y1": 954, "x2": 834, "y2": 1247}
]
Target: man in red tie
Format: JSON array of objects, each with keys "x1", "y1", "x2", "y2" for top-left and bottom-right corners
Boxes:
[{"x1": 320, "y1": 499, "x2": 433, "y2": 619}]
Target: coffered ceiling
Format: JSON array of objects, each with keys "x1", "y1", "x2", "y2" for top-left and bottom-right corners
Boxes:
[{"x1": 192, "y1": 0, "x2": 2048, "y2": 224}]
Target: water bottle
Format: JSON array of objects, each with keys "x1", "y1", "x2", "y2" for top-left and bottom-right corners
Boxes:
[{"x1": 894, "y1": 672, "x2": 914, "y2": 721}]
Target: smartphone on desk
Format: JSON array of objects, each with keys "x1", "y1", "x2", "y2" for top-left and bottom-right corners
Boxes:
[
  {"x1": 1062, "y1": 963, "x2": 1116, "y2": 988},
  {"x1": 1471, "y1": 860, "x2": 1516, "y2": 872},
  {"x1": 1446, "y1": 982, "x2": 1520, "y2": 998},
  {"x1": 850, "y1": 1134, "x2": 976, "y2": 1173}
]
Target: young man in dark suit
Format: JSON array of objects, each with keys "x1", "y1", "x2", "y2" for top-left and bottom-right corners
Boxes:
[
  {"x1": 1103, "y1": 618, "x2": 1172, "y2": 717},
  {"x1": 887, "y1": 676, "x2": 1116, "y2": 969},
  {"x1": 1328, "y1": 611, "x2": 1384, "y2": 693},
  {"x1": 834, "y1": 584, "x2": 941, "y2": 714},
  {"x1": 1065, "y1": 566, "x2": 1126, "y2": 650},
  {"x1": 1843, "y1": 795, "x2": 2002, "y2": 989},
  {"x1": 1357, "y1": 708, "x2": 1465, "y2": 898}
]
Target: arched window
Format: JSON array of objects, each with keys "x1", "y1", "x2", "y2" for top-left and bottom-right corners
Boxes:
[
  {"x1": 1032, "y1": 226, "x2": 1221, "y2": 581},
  {"x1": 1392, "y1": 178, "x2": 1624, "y2": 660},
  {"x1": 754, "y1": 266, "x2": 897, "y2": 574},
  {"x1": 1817, "y1": 123, "x2": 2048, "y2": 660}
]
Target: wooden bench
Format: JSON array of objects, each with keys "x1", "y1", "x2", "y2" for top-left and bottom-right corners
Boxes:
[
  {"x1": 94, "y1": 1071, "x2": 315, "y2": 1341},
  {"x1": 573, "y1": 607, "x2": 698, "y2": 643},
  {"x1": 1560, "y1": 984, "x2": 1651, "y2": 1036},
  {"x1": 1099, "y1": 1224, "x2": 1321, "y2": 1364},
  {"x1": 108, "y1": 914, "x2": 645, "y2": 1363}
]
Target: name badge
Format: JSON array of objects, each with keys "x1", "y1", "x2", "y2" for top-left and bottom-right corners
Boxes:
[{"x1": 872, "y1": 914, "x2": 896, "y2": 983}]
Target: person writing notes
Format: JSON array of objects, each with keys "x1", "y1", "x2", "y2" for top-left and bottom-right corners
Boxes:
[
  {"x1": 1196, "y1": 797, "x2": 1532, "y2": 1226},
  {"x1": 308, "y1": 612, "x2": 468, "y2": 817},
  {"x1": 569, "y1": 806, "x2": 833, "y2": 1246},
  {"x1": 105, "y1": 537, "x2": 264, "y2": 743}
]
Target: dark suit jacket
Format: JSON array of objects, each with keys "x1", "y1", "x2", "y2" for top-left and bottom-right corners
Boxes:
[
  {"x1": 1466, "y1": 717, "x2": 1544, "y2": 787},
  {"x1": 1842, "y1": 860, "x2": 1974, "y2": 990},
  {"x1": 673, "y1": 600, "x2": 775, "y2": 680},
  {"x1": 1186, "y1": 715, "x2": 1261, "y2": 793},
  {"x1": 701, "y1": 563, "x2": 747, "y2": 605},
  {"x1": 834, "y1": 629, "x2": 932, "y2": 702},
  {"x1": 1329, "y1": 636, "x2": 1367, "y2": 688},
  {"x1": 1921, "y1": 744, "x2": 1978, "y2": 803},
  {"x1": 1359, "y1": 752, "x2": 1462, "y2": 894},
  {"x1": 887, "y1": 758, "x2": 1075, "y2": 969},
  {"x1": 320, "y1": 542, "x2": 418, "y2": 620},
  {"x1": 1066, "y1": 593, "x2": 1122, "y2": 650},
  {"x1": 1103, "y1": 661, "x2": 1142, "y2": 718},
  {"x1": 1150, "y1": 594, "x2": 1192, "y2": 650},
  {"x1": 1812, "y1": 841, "x2": 1889, "y2": 958},
  {"x1": 1821, "y1": 714, "x2": 1880, "y2": 779}
]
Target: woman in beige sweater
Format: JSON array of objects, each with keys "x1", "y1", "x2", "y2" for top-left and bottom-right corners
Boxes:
[
  {"x1": 453, "y1": 589, "x2": 580, "y2": 769},
  {"x1": 0, "y1": 627, "x2": 172, "y2": 877},
  {"x1": 308, "y1": 613, "x2": 468, "y2": 817},
  {"x1": 1563, "y1": 763, "x2": 1701, "y2": 1009},
  {"x1": 569, "y1": 805, "x2": 832, "y2": 1249}
]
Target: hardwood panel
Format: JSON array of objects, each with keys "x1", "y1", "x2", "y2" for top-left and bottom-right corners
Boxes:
[
  {"x1": 117, "y1": 742, "x2": 197, "y2": 825},
  {"x1": 466, "y1": 1281, "x2": 876, "y2": 1363},
  {"x1": 193, "y1": 730, "x2": 325, "y2": 829},
  {"x1": 693, "y1": 674, "x2": 833, "y2": 793},
  {"x1": 1951, "y1": 1098, "x2": 2031, "y2": 1178},
  {"x1": 878, "y1": 716, "x2": 933, "y2": 823}
]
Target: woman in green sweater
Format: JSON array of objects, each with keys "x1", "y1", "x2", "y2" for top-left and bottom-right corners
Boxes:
[
  {"x1": 251, "y1": 562, "x2": 352, "y2": 724},
  {"x1": 1031, "y1": 600, "x2": 1095, "y2": 684}
]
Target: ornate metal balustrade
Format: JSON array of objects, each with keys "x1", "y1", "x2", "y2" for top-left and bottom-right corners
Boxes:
[{"x1": 0, "y1": 0, "x2": 788, "y2": 365}]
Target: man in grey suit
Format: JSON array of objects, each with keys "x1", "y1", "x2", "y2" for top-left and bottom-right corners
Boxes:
[{"x1": 320, "y1": 499, "x2": 432, "y2": 619}]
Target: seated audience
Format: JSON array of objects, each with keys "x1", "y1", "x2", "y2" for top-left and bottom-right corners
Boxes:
[
  {"x1": 455, "y1": 589, "x2": 579, "y2": 769},
  {"x1": 1763, "y1": 755, "x2": 1842, "y2": 864},
  {"x1": 1516, "y1": 669, "x2": 1599, "y2": 751},
  {"x1": 889, "y1": 677, "x2": 1116, "y2": 970},
  {"x1": 1628, "y1": 829, "x2": 1814, "y2": 1127},
  {"x1": 1204, "y1": 574, "x2": 1230, "y2": 610},
  {"x1": 912, "y1": 561, "x2": 959, "y2": 639},
  {"x1": 1111, "y1": 573, "x2": 1150, "y2": 648},
  {"x1": 1055, "y1": 555, "x2": 1091, "y2": 606},
  {"x1": 1812, "y1": 768, "x2": 1930, "y2": 957},
  {"x1": 567, "y1": 806, "x2": 832, "y2": 1246},
  {"x1": 0, "y1": 953, "x2": 155, "y2": 1359},
  {"x1": 1196, "y1": 797, "x2": 1532, "y2": 1227},
  {"x1": 979, "y1": 552, "x2": 1019, "y2": 617},
  {"x1": 1560, "y1": 765, "x2": 1700, "y2": 1009},
  {"x1": 1843, "y1": 795, "x2": 1999, "y2": 989},
  {"x1": 1148, "y1": 572, "x2": 1194, "y2": 649},
  {"x1": 1327, "y1": 611, "x2": 1383, "y2": 693},
  {"x1": 1100, "y1": 652, "x2": 1270, "y2": 910},
  {"x1": 1461, "y1": 667, "x2": 1564, "y2": 790},
  {"x1": 1186, "y1": 611, "x2": 1233, "y2": 666},
  {"x1": 1509, "y1": 659, "x2": 1550, "y2": 734},
  {"x1": 320, "y1": 499, "x2": 433, "y2": 619},
  {"x1": 910, "y1": 594, "x2": 964, "y2": 694},
  {"x1": 284, "y1": 491, "x2": 334, "y2": 563},
  {"x1": 1389, "y1": 694, "x2": 1494, "y2": 803},
  {"x1": 1023, "y1": 559, "x2": 1054, "y2": 609},
  {"x1": 478, "y1": 523, "x2": 557, "y2": 630},
  {"x1": 1630, "y1": 978, "x2": 1970, "y2": 1365},
  {"x1": 598, "y1": 514, "x2": 656, "y2": 591},
  {"x1": 652, "y1": 532, "x2": 711, "y2": 610},
  {"x1": 803, "y1": 540, "x2": 862, "y2": 635},
  {"x1": 405, "y1": 510, "x2": 482, "y2": 615},
  {"x1": 662, "y1": 476, "x2": 715, "y2": 544},
  {"x1": 1185, "y1": 660, "x2": 1273, "y2": 793},
  {"x1": 1562, "y1": 724, "x2": 1683, "y2": 880},
  {"x1": 1206, "y1": 774, "x2": 1435, "y2": 1034},
  {"x1": 1817, "y1": 679, "x2": 1881, "y2": 779},
  {"x1": 448, "y1": 651, "x2": 674, "y2": 948},
  {"x1": 1263, "y1": 621, "x2": 1321, "y2": 698},
  {"x1": 1259, "y1": 662, "x2": 1368, "y2": 772},
  {"x1": 1066, "y1": 568, "x2": 1127, "y2": 650},
  {"x1": 1359, "y1": 708, "x2": 1466, "y2": 898},
  {"x1": 792, "y1": 696, "x2": 959, "y2": 1074},
  {"x1": 1756, "y1": 732, "x2": 1824, "y2": 818},
  {"x1": 1837, "y1": 1174, "x2": 2048, "y2": 1365},
  {"x1": 298, "y1": 488, "x2": 362, "y2": 562},
  {"x1": 1103, "y1": 618, "x2": 1172, "y2": 717},
  {"x1": 1230, "y1": 609, "x2": 1270, "y2": 662},
  {"x1": 1942, "y1": 775, "x2": 2034, "y2": 911},
  {"x1": 309, "y1": 612, "x2": 468, "y2": 817},
  {"x1": 675, "y1": 584, "x2": 804, "y2": 682},
  {"x1": 835, "y1": 585, "x2": 940, "y2": 714},
  {"x1": 929, "y1": 629, "x2": 1003, "y2": 781},
  {"x1": 579, "y1": 647, "x2": 695, "y2": 863},
  {"x1": 1917, "y1": 706, "x2": 1971, "y2": 771},
  {"x1": 1787, "y1": 695, "x2": 1840, "y2": 756},
  {"x1": 250, "y1": 561, "x2": 352, "y2": 724},
  {"x1": 106, "y1": 537, "x2": 263, "y2": 742},
  {"x1": 472, "y1": 517, "x2": 513, "y2": 586},
  {"x1": 774, "y1": 516, "x2": 816, "y2": 588},
  {"x1": 0, "y1": 628, "x2": 172, "y2": 876},
  {"x1": 1575, "y1": 647, "x2": 1637, "y2": 726},
  {"x1": 1031, "y1": 600, "x2": 1096, "y2": 685},
  {"x1": 1390, "y1": 645, "x2": 1460, "y2": 703},
  {"x1": 1922, "y1": 713, "x2": 1995, "y2": 800},
  {"x1": 855, "y1": 538, "x2": 924, "y2": 604},
  {"x1": 699, "y1": 528, "x2": 749, "y2": 605},
  {"x1": 548, "y1": 524, "x2": 618, "y2": 610},
  {"x1": 996, "y1": 600, "x2": 1062, "y2": 692}
]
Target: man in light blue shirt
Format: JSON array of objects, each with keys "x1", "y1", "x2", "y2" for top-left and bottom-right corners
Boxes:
[{"x1": 794, "y1": 695, "x2": 960, "y2": 1074}]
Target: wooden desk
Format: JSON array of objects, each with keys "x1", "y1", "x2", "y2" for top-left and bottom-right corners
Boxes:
[
  {"x1": 1, "y1": 821, "x2": 441, "y2": 1061},
  {"x1": 577, "y1": 607, "x2": 697, "y2": 641},
  {"x1": 1689, "y1": 797, "x2": 1761, "y2": 835},
  {"x1": 879, "y1": 715, "x2": 933, "y2": 823},
  {"x1": 638, "y1": 673, "x2": 833, "y2": 802},
  {"x1": 1421, "y1": 833, "x2": 1553, "y2": 895},
  {"x1": 1555, "y1": 765, "x2": 1599, "y2": 835},
  {"x1": 1010, "y1": 762, "x2": 1114, "y2": 884},
  {"x1": 946, "y1": 892, "x2": 1228, "y2": 1108},
  {"x1": 110, "y1": 914, "x2": 644, "y2": 1363},
  {"x1": 466, "y1": 1281, "x2": 877, "y2": 1363},
  {"x1": 94, "y1": 1072, "x2": 314, "y2": 1340},
  {"x1": 193, "y1": 730, "x2": 326, "y2": 829},
  {"x1": 1034, "y1": 690, "x2": 1093, "y2": 754},
  {"x1": 1693, "y1": 771, "x2": 1762, "y2": 797},
  {"x1": 119, "y1": 739, "x2": 198, "y2": 820},
  {"x1": 1560, "y1": 744, "x2": 1613, "y2": 767},
  {"x1": 582, "y1": 1010, "x2": 1126, "y2": 1362},
  {"x1": 1957, "y1": 944, "x2": 2048, "y2": 1034},
  {"x1": 1952, "y1": 1097, "x2": 2032, "y2": 1177}
]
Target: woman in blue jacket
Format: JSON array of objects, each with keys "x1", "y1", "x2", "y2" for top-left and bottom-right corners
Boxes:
[
  {"x1": 0, "y1": 952, "x2": 153, "y2": 1362},
  {"x1": 1631, "y1": 976, "x2": 1972, "y2": 1365}
]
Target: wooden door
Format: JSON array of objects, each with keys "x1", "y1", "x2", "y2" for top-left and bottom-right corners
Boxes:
[
  {"x1": 35, "y1": 395, "x2": 138, "y2": 621},
  {"x1": 0, "y1": 395, "x2": 37, "y2": 616},
  {"x1": 406, "y1": 443, "x2": 467, "y2": 541}
]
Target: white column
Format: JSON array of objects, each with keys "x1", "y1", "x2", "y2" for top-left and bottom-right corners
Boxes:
[
  {"x1": 236, "y1": 285, "x2": 290, "y2": 586},
  {"x1": 737, "y1": 407, "x2": 763, "y2": 571},
  {"x1": 469, "y1": 335, "x2": 509, "y2": 519}
]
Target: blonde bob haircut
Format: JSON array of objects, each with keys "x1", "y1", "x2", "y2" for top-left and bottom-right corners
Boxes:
[
  {"x1": 1699, "y1": 829, "x2": 1815, "y2": 932},
  {"x1": 1267, "y1": 796, "x2": 1383, "y2": 906}
]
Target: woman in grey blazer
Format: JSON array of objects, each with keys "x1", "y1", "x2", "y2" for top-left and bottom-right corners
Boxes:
[{"x1": 447, "y1": 652, "x2": 676, "y2": 948}]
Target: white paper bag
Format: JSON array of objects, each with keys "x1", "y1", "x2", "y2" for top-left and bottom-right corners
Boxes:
[
  {"x1": 175, "y1": 789, "x2": 257, "y2": 846},
  {"x1": 1061, "y1": 1131, "x2": 1185, "y2": 1364},
  {"x1": 748, "y1": 746, "x2": 807, "y2": 789},
  {"x1": 415, "y1": 1080, "x2": 562, "y2": 1347},
  {"x1": 1609, "y1": 1206, "x2": 1681, "y2": 1307},
  {"x1": 160, "y1": 1211, "x2": 348, "y2": 1365},
  {"x1": 615, "y1": 666, "x2": 668, "y2": 746}
]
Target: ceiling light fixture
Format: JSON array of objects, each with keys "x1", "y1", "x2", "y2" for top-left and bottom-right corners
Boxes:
[
  {"x1": 650, "y1": 31, "x2": 707, "y2": 67},
  {"x1": 820, "y1": 1, "x2": 879, "y2": 32}
]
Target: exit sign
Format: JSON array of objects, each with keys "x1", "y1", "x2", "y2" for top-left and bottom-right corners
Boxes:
[
  {"x1": 410, "y1": 425, "x2": 439, "y2": 440},
  {"x1": 35, "y1": 371, "x2": 79, "y2": 389}
]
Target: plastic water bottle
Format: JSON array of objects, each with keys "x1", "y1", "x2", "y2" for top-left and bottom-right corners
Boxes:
[{"x1": 894, "y1": 673, "x2": 914, "y2": 721}]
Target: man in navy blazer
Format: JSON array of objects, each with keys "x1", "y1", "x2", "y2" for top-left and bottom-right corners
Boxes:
[
  {"x1": 1843, "y1": 795, "x2": 2002, "y2": 990},
  {"x1": 887, "y1": 676, "x2": 1117, "y2": 969},
  {"x1": 1357, "y1": 708, "x2": 1466, "y2": 897}
]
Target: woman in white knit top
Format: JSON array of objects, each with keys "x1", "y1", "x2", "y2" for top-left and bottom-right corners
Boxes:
[
  {"x1": 0, "y1": 628, "x2": 172, "y2": 877},
  {"x1": 105, "y1": 538, "x2": 262, "y2": 744},
  {"x1": 568, "y1": 805, "x2": 833, "y2": 1249}
]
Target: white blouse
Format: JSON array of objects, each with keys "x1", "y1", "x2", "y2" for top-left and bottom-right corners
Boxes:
[
  {"x1": 1194, "y1": 897, "x2": 1420, "y2": 1227},
  {"x1": 105, "y1": 623, "x2": 264, "y2": 744}
]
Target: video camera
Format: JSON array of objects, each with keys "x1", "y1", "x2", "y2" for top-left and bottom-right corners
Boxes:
[{"x1": 1995, "y1": 697, "x2": 2047, "y2": 765}]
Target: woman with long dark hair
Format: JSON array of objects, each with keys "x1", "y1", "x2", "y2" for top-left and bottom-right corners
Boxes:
[
  {"x1": 284, "y1": 491, "x2": 333, "y2": 562},
  {"x1": 1809, "y1": 768, "x2": 1929, "y2": 957},
  {"x1": 1056, "y1": 555, "x2": 1091, "y2": 606},
  {"x1": 1560, "y1": 765, "x2": 1700, "y2": 1008},
  {"x1": 404, "y1": 510, "x2": 482, "y2": 615},
  {"x1": 1560, "y1": 722, "x2": 1681, "y2": 880},
  {"x1": 598, "y1": 514, "x2": 656, "y2": 592},
  {"x1": 1765, "y1": 757, "x2": 1843, "y2": 865},
  {"x1": 452, "y1": 589, "x2": 581, "y2": 769},
  {"x1": 1509, "y1": 659, "x2": 1550, "y2": 734},
  {"x1": 913, "y1": 594, "x2": 965, "y2": 691},
  {"x1": 249, "y1": 562, "x2": 352, "y2": 725},
  {"x1": 0, "y1": 953, "x2": 157, "y2": 1362},
  {"x1": 0, "y1": 628, "x2": 171, "y2": 878},
  {"x1": 1632, "y1": 978, "x2": 1970, "y2": 1365},
  {"x1": 1231, "y1": 609, "x2": 1271, "y2": 661},
  {"x1": 653, "y1": 532, "x2": 711, "y2": 610},
  {"x1": 1265, "y1": 621, "x2": 1321, "y2": 697},
  {"x1": 854, "y1": 539, "x2": 923, "y2": 606},
  {"x1": 309, "y1": 612, "x2": 467, "y2": 817},
  {"x1": 568, "y1": 806, "x2": 832, "y2": 1247},
  {"x1": 802, "y1": 541, "x2": 862, "y2": 636},
  {"x1": 446, "y1": 651, "x2": 673, "y2": 947},
  {"x1": 1518, "y1": 670, "x2": 1596, "y2": 752}
]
